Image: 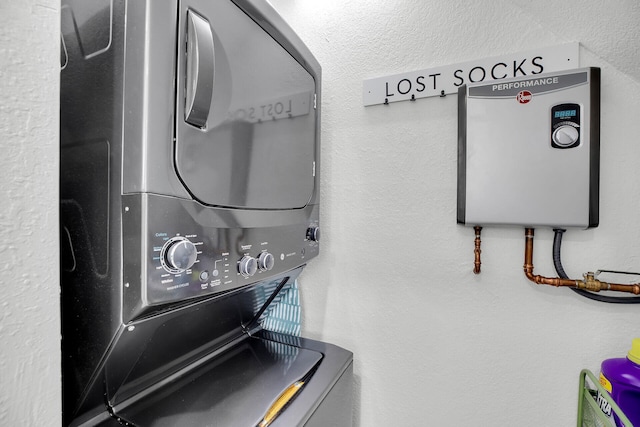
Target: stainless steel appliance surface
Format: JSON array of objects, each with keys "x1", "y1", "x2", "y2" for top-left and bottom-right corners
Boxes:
[
  {"x1": 60, "y1": 0, "x2": 352, "y2": 425},
  {"x1": 457, "y1": 68, "x2": 600, "y2": 229}
]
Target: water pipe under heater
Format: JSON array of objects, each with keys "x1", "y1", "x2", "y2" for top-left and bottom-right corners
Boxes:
[
  {"x1": 473, "y1": 226, "x2": 482, "y2": 275},
  {"x1": 523, "y1": 228, "x2": 640, "y2": 295}
]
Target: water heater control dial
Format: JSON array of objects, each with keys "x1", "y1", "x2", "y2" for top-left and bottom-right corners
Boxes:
[
  {"x1": 161, "y1": 237, "x2": 198, "y2": 273},
  {"x1": 552, "y1": 125, "x2": 580, "y2": 147},
  {"x1": 238, "y1": 255, "x2": 258, "y2": 277}
]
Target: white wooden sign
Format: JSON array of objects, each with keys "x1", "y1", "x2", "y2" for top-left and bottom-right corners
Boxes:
[{"x1": 362, "y1": 42, "x2": 579, "y2": 106}]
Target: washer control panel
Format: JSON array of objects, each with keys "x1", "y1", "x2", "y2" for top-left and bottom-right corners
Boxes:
[
  {"x1": 122, "y1": 194, "x2": 320, "y2": 316},
  {"x1": 148, "y1": 227, "x2": 317, "y2": 305}
]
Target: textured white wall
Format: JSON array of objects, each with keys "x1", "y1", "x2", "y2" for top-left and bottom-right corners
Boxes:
[
  {"x1": 1, "y1": 1, "x2": 639, "y2": 426},
  {"x1": 269, "y1": 0, "x2": 640, "y2": 426},
  {"x1": 0, "y1": 1, "x2": 60, "y2": 425}
]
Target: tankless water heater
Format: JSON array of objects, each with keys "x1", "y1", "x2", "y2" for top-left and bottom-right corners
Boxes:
[{"x1": 457, "y1": 67, "x2": 600, "y2": 228}]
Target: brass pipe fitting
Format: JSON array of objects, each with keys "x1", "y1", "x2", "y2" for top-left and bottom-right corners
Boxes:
[
  {"x1": 578, "y1": 272, "x2": 640, "y2": 294},
  {"x1": 523, "y1": 228, "x2": 640, "y2": 295}
]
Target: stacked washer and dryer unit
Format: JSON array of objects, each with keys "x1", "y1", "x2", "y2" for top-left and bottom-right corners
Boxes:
[{"x1": 60, "y1": 0, "x2": 353, "y2": 425}]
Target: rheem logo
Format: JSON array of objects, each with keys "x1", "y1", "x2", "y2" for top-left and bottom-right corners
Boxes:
[{"x1": 517, "y1": 90, "x2": 533, "y2": 104}]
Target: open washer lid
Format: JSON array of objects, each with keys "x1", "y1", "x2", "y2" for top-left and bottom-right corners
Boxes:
[{"x1": 114, "y1": 336, "x2": 322, "y2": 426}]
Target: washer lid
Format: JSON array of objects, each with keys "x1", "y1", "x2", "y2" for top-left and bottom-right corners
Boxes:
[{"x1": 114, "y1": 337, "x2": 323, "y2": 427}]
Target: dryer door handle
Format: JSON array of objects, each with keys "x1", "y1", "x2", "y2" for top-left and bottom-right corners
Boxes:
[{"x1": 184, "y1": 10, "x2": 214, "y2": 129}]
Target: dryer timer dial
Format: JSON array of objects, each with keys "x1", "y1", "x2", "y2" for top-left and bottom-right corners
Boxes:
[{"x1": 306, "y1": 226, "x2": 320, "y2": 242}]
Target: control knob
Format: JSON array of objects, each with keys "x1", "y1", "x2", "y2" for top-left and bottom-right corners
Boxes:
[
  {"x1": 306, "y1": 226, "x2": 320, "y2": 242},
  {"x1": 552, "y1": 125, "x2": 579, "y2": 147},
  {"x1": 162, "y1": 237, "x2": 198, "y2": 273},
  {"x1": 238, "y1": 255, "x2": 258, "y2": 277},
  {"x1": 257, "y1": 252, "x2": 275, "y2": 272}
]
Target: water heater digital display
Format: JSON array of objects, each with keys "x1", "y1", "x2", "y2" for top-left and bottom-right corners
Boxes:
[
  {"x1": 457, "y1": 67, "x2": 600, "y2": 228},
  {"x1": 554, "y1": 109, "x2": 577, "y2": 119}
]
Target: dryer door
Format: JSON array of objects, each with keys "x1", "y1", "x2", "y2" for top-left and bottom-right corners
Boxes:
[{"x1": 174, "y1": 0, "x2": 317, "y2": 210}]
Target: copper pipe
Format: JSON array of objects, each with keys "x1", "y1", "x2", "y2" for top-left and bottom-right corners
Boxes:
[
  {"x1": 473, "y1": 226, "x2": 482, "y2": 274},
  {"x1": 524, "y1": 229, "x2": 578, "y2": 287},
  {"x1": 523, "y1": 228, "x2": 640, "y2": 294}
]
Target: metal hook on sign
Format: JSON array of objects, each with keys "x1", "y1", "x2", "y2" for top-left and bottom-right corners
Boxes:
[
  {"x1": 384, "y1": 98, "x2": 389, "y2": 105},
  {"x1": 440, "y1": 90, "x2": 446, "y2": 98},
  {"x1": 410, "y1": 94, "x2": 416, "y2": 101}
]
